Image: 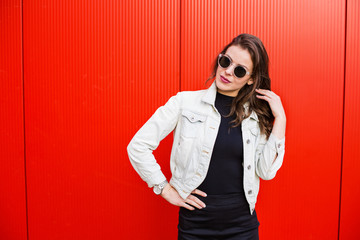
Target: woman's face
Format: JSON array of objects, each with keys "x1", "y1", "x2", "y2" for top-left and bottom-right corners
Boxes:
[{"x1": 215, "y1": 45, "x2": 254, "y2": 97}]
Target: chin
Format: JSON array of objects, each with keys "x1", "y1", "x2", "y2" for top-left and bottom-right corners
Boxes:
[{"x1": 215, "y1": 78, "x2": 230, "y2": 90}]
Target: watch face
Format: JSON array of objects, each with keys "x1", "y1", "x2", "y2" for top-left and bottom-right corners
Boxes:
[{"x1": 153, "y1": 186, "x2": 161, "y2": 195}]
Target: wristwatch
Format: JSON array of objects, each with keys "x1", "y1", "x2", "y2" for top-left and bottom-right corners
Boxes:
[{"x1": 153, "y1": 180, "x2": 168, "y2": 195}]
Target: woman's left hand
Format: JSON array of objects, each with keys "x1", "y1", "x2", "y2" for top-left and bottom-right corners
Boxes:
[{"x1": 255, "y1": 89, "x2": 286, "y2": 120}]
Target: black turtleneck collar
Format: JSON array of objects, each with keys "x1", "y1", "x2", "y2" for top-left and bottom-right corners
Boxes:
[{"x1": 215, "y1": 91, "x2": 235, "y2": 116}]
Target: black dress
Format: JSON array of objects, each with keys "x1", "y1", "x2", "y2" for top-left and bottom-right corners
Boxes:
[{"x1": 178, "y1": 92, "x2": 260, "y2": 240}]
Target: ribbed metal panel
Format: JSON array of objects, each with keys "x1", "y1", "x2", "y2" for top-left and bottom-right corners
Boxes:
[
  {"x1": 0, "y1": 0, "x2": 353, "y2": 239},
  {"x1": 340, "y1": 0, "x2": 360, "y2": 239},
  {"x1": 23, "y1": 0, "x2": 179, "y2": 239},
  {"x1": 0, "y1": 0, "x2": 28, "y2": 239},
  {"x1": 181, "y1": 0, "x2": 345, "y2": 239}
]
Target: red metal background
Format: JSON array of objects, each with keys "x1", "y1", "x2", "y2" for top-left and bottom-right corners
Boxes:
[
  {"x1": 181, "y1": 0, "x2": 345, "y2": 238},
  {"x1": 1, "y1": 0, "x2": 359, "y2": 239},
  {"x1": 23, "y1": 0, "x2": 179, "y2": 239},
  {"x1": 0, "y1": 1, "x2": 28, "y2": 240},
  {"x1": 339, "y1": 0, "x2": 360, "y2": 239}
]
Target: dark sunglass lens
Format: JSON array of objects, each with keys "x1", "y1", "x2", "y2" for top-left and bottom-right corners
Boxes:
[
  {"x1": 234, "y1": 66, "x2": 246, "y2": 78},
  {"x1": 219, "y1": 55, "x2": 231, "y2": 68}
]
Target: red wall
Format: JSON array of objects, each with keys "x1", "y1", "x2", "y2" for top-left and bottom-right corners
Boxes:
[
  {"x1": 0, "y1": 0, "x2": 28, "y2": 239},
  {"x1": 0, "y1": 0, "x2": 359, "y2": 239},
  {"x1": 181, "y1": 1, "x2": 345, "y2": 239}
]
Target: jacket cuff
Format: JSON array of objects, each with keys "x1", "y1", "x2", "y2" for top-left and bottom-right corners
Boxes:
[
  {"x1": 145, "y1": 170, "x2": 167, "y2": 188},
  {"x1": 267, "y1": 133, "x2": 285, "y2": 153}
]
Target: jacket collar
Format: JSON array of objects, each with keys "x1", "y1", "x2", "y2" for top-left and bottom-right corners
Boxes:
[
  {"x1": 202, "y1": 81, "x2": 259, "y2": 122},
  {"x1": 201, "y1": 81, "x2": 217, "y2": 106}
]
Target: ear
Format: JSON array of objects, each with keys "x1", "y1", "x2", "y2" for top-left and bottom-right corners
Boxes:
[{"x1": 247, "y1": 78, "x2": 254, "y2": 85}]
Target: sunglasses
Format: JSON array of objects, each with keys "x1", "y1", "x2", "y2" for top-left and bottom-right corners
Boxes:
[{"x1": 218, "y1": 54, "x2": 250, "y2": 78}]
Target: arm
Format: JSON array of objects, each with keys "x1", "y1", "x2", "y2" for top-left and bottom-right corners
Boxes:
[
  {"x1": 127, "y1": 92, "x2": 207, "y2": 210},
  {"x1": 254, "y1": 89, "x2": 286, "y2": 180},
  {"x1": 127, "y1": 93, "x2": 181, "y2": 187}
]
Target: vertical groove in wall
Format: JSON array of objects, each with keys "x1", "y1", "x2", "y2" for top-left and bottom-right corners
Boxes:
[
  {"x1": 339, "y1": 0, "x2": 360, "y2": 239},
  {"x1": 338, "y1": 0, "x2": 348, "y2": 238},
  {"x1": 21, "y1": 1, "x2": 30, "y2": 239}
]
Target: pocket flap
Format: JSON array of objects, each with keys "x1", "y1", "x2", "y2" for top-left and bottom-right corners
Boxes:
[{"x1": 182, "y1": 110, "x2": 206, "y2": 123}]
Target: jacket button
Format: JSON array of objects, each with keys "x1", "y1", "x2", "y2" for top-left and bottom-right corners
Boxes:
[
  {"x1": 247, "y1": 165, "x2": 251, "y2": 170},
  {"x1": 246, "y1": 139, "x2": 250, "y2": 144},
  {"x1": 248, "y1": 190, "x2": 252, "y2": 195},
  {"x1": 277, "y1": 143, "x2": 281, "y2": 148}
]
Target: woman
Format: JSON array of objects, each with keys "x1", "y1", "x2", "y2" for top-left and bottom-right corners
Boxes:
[{"x1": 127, "y1": 33, "x2": 286, "y2": 239}]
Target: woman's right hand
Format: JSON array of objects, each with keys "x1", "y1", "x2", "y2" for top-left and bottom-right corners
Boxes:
[{"x1": 161, "y1": 183, "x2": 207, "y2": 210}]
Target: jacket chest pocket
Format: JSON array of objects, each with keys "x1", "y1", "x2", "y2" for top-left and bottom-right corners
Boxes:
[{"x1": 180, "y1": 110, "x2": 206, "y2": 138}]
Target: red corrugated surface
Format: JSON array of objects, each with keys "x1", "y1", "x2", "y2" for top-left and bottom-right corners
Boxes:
[
  {"x1": 339, "y1": 0, "x2": 360, "y2": 239},
  {"x1": 0, "y1": 1, "x2": 28, "y2": 240},
  {"x1": 23, "y1": 0, "x2": 179, "y2": 239},
  {"x1": 3, "y1": 0, "x2": 359, "y2": 239},
  {"x1": 181, "y1": 0, "x2": 345, "y2": 239}
]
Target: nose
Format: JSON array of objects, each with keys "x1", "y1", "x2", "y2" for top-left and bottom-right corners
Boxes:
[{"x1": 225, "y1": 64, "x2": 235, "y2": 76}]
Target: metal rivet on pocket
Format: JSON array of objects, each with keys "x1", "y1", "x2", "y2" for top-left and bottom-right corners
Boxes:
[
  {"x1": 246, "y1": 139, "x2": 250, "y2": 144},
  {"x1": 247, "y1": 165, "x2": 251, "y2": 170}
]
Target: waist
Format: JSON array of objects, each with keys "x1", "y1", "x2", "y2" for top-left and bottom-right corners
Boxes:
[{"x1": 195, "y1": 193, "x2": 248, "y2": 207}]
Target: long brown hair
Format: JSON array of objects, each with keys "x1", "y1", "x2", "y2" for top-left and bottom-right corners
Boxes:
[{"x1": 207, "y1": 33, "x2": 274, "y2": 138}]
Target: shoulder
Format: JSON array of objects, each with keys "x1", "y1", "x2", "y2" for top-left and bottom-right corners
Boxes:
[
  {"x1": 171, "y1": 88, "x2": 208, "y2": 103},
  {"x1": 161, "y1": 89, "x2": 209, "y2": 116},
  {"x1": 160, "y1": 89, "x2": 207, "y2": 111},
  {"x1": 177, "y1": 88, "x2": 207, "y2": 97}
]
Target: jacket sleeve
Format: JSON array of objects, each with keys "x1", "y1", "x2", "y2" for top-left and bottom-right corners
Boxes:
[
  {"x1": 255, "y1": 133, "x2": 285, "y2": 180},
  {"x1": 127, "y1": 93, "x2": 181, "y2": 187}
]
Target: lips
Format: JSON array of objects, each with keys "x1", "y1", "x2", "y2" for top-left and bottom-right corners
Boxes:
[{"x1": 220, "y1": 75, "x2": 231, "y2": 83}]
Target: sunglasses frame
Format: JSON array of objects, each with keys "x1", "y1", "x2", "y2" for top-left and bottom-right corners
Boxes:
[{"x1": 218, "y1": 53, "x2": 250, "y2": 79}]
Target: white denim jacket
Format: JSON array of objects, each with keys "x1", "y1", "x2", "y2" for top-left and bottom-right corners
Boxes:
[{"x1": 127, "y1": 82, "x2": 285, "y2": 214}]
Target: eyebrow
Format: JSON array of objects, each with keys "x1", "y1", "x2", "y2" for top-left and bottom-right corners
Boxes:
[{"x1": 226, "y1": 54, "x2": 250, "y2": 71}]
